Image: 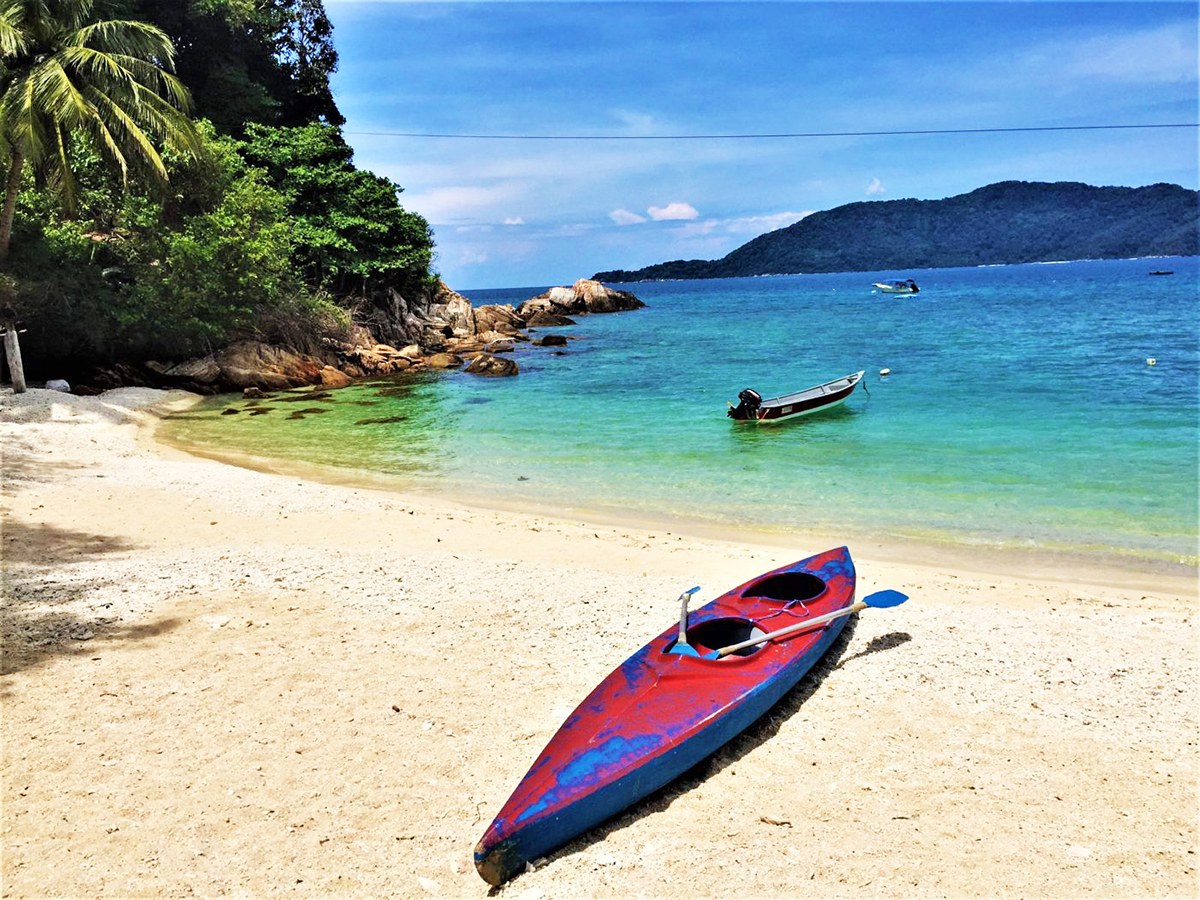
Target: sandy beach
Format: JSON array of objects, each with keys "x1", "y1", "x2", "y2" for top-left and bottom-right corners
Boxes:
[{"x1": 2, "y1": 386, "x2": 1196, "y2": 899}]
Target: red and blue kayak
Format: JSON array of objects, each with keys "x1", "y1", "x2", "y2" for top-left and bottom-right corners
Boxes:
[{"x1": 475, "y1": 546, "x2": 863, "y2": 885}]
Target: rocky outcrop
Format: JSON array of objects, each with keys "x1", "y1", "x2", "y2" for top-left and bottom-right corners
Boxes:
[
  {"x1": 474, "y1": 304, "x2": 525, "y2": 336},
  {"x1": 149, "y1": 341, "x2": 322, "y2": 392},
  {"x1": 518, "y1": 279, "x2": 644, "y2": 318},
  {"x1": 72, "y1": 278, "x2": 641, "y2": 394}
]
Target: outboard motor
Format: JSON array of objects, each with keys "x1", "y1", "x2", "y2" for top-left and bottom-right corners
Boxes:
[{"x1": 728, "y1": 388, "x2": 762, "y2": 420}]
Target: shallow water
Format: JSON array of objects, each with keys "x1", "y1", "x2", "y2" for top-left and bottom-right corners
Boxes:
[{"x1": 161, "y1": 257, "x2": 1199, "y2": 571}]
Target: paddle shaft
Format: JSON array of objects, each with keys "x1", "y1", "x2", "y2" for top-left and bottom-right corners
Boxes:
[{"x1": 713, "y1": 600, "x2": 867, "y2": 658}]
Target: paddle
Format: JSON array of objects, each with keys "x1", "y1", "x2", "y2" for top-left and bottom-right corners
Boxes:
[
  {"x1": 703, "y1": 589, "x2": 908, "y2": 660},
  {"x1": 668, "y1": 586, "x2": 702, "y2": 656}
]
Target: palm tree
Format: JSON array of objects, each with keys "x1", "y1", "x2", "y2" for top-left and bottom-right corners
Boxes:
[{"x1": 0, "y1": 0, "x2": 200, "y2": 262}]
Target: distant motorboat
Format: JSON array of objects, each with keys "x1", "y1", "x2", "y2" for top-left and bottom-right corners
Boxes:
[
  {"x1": 1149, "y1": 270, "x2": 1174, "y2": 276},
  {"x1": 728, "y1": 371, "x2": 865, "y2": 423},
  {"x1": 873, "y1": 279, "x2": 919, "y2": 294}
]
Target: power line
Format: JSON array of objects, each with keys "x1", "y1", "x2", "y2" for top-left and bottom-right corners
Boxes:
[{"x1": 344, "y1": 123, "x2": 1198, "y2": 141}]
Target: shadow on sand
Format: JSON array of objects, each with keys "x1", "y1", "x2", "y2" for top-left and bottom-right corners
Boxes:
[{"x1": 0, "y1": 519, "x2": 183, "y2": 681}]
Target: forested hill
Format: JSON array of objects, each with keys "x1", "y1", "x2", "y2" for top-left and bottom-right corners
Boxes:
[{"x1": 593, "y1": 181, "x2": 1199, "y2": 282}]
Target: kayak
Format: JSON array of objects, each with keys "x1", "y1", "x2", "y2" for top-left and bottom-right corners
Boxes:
[{"x1": 475, "y1": 546, "x2": 860, "y2": 885}]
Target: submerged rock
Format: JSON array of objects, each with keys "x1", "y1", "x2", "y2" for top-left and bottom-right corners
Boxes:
[
  {"x1": 355, "y1": 415, "x2": 409, "y2": 426},
  {"x1": 464, "y1": 354, "x2": 518, "y2": 377}
]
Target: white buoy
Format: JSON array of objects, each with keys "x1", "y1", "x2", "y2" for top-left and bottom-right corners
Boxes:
[
  {"x1": 879, "y1": 368, "x2": 891, "y2": 377},
  {"x1": 1146, "y1": 358, "x2": 1157, "y2": 366}
]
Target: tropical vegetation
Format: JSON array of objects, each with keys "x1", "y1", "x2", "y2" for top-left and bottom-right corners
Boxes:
[{"x1": 1, "y1": 0, "x2": 436, "y2": 381}]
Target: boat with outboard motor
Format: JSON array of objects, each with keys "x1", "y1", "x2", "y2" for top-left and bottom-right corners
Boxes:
[
  {"x1": 873, "y1": 279, "x2": 919, "y2": 293},
  {"x1": 727, "y1": 370, "x2": 864, "y2": 422},
  {"x1": 473, "y1": 547, "x2": 908, "y2": 885}
]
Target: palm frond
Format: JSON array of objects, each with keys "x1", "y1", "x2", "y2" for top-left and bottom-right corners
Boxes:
[
  {"x1": 81, "y1": 82, "x2": 165, "y2": 180},
  {"x1": 32, "y1": 56, "x2": 94, "y2": 126},
  {"x1": 72, "y1": 19, "x2": 176, "y2": 68},
  {"x1": 0, "y1": 8, "x2": 25, "y2": 59},
  {"x1": 0, "y1": 67, "x2": 48, "y2": 161},
  {"x1": 50, "y1": 118, "x2": 78, "y2": 211}
]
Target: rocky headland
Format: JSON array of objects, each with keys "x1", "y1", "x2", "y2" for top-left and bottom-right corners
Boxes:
[{"x1": 69, "y1": 279, "x2": 644, "y2": 396}]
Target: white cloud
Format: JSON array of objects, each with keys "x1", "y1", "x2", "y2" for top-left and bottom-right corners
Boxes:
[
  {"x1": 867, "y1": 178, "x2": 885, "y2": 196},
  {"x1": 610, "y1": 208, "x2": 647, "y2": 225},
  {"x1": 403, "y1": 182, "x2": 525, "y2": 224},
  {"x1": 503, "y1": 217, "x2": 525, "y2": 226},
  {"x1": 1050, "y1": 23, "x2": 1197, "y2": 84},
  {"x1": 674, "y1": 211, "x2": 812, "y2": 240},
  {"x1": 723, "y1": 211, "x2": 812, "y2": 235},
  {"x1": 647, "y1": 202, "x2": 700, "y2": 221}
]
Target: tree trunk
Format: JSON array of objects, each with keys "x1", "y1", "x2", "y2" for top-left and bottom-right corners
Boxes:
[
  {"x1": 3, "y1": 316, "x2": 26, "y2": 394},
  {"x1": 0, "y1": 147, "x2": 25, "y2": 262}
]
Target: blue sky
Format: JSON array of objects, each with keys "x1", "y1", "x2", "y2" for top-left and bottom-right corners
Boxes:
[{"x1": 324, "y1": 1, "x2": 1199, "y2": 289}]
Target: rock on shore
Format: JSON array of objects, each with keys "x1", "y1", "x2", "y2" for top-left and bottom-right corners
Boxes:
[{"x1": 71, "y1": 279, "x2": 643, "y2": 395}]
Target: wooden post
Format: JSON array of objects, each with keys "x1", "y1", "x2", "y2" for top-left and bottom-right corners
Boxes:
[{"x1": 2, "y1": 312, "x2": 25, "y2": 393}]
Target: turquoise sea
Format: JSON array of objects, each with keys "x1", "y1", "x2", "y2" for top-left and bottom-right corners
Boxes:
[{"x1": 161, "y1": 257, "x2": 1199, "y2": 573}]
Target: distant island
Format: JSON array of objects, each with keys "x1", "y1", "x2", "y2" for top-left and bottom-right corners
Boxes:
[{"x1": 592, "y1": 181, "x2": 1199, "y2": 282}]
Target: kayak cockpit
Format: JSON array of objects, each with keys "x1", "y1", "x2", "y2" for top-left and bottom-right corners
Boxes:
[
  {"x1": 742, "y1": 571, "x2": 827, "y2": 604},
  {"x1": 666, "y1": 617, "x2": 767, "y2": 658}
]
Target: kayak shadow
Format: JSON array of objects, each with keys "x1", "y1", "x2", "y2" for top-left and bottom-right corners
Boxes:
[{"x1": 540, "y1": 614, "x2": 910, "y2": 876}]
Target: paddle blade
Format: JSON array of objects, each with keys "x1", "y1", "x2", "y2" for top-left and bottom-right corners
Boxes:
[
  {"x1": 863, "y1": 589, "x2": 908, "y2": 608},
  {"x1": 668, "y1": 641, "x2": 700, "y2": 657}
]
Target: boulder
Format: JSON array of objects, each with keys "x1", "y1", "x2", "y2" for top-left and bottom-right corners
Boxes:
[
  {"x1": 319, "y1": 366, "x2": 352, "y2": 387},
  {"x1": 478, "y1": 329, "x2": 529, "y2": 344},
  {"x1": 518, "y1": 278, "x2": 643, "y2": 317},
  {"x1": 426, "y1": 352, "x2": 463, "y2": 369},
  {"x1": 424, "y1": 283, "x2": 476, "y2": 337},
  {"x1": 573, "y1": 278, "x2": 644, "y2": 313},
  {"x1": 464, "y1": 354, "x2": 518, "y2": 377},
  {"x1": 526, "y1": 310, "x2": 576, "y2": 327},
  {"x1": 158, "y1": 357, "x2": 220, "y2": 385},
  {"x1": 213, "y1": 341, "x2": 323, "y2": 391},
  {"x1": 474, "y1": 304, "x2": 526, "y2": 335},
  {"x1": 534, "y1": 334, "x2": 568, "y2": 347}
]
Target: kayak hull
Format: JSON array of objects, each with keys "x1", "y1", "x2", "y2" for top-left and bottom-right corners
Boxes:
[{"x1": 475, "y1": 547, "x2": 856, "y2": 884}]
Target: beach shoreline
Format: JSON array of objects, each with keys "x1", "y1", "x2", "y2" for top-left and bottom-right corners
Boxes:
[
  {"x1": 3, "y1": 387, "x2": 1197, "y2": 898},
  {"x1": 156, "y1": 414, "x2": 1198, "y2": 600}
]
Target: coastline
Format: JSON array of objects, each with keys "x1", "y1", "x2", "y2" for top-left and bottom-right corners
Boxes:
[
  {"x1": 3, "y1": 387, "x2": 1197, "y2": 898},
  {"x1": 157, "y1": 422, "x2": 1198, "y2": 598}
]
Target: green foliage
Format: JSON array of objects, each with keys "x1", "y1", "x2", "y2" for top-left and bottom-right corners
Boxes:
[
  {"x1": 240, "y1": 122, "x2": 434, "y2": 297},
  {"x1": 3, "y1": 0, "x2": 438, "y2": 378},
  {"x1": 123, "y1": 0, "x2": 343, "y2": 133},
  {"x1": 594, "y1": 182, "x2": 1200, "y2": 282},
  {"x1": 118, "y1": 167, "x2": 296, "y2": 354}
]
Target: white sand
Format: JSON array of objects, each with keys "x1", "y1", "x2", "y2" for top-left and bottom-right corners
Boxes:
[{"x1": 2, "y1": 387, "x2": 1196, "y2": 898}]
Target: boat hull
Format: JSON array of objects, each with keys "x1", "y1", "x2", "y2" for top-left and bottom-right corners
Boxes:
[
  {"x1": 475, "y1": 547, "x2": 856, "y2": 884},
  {"x1": 728, "y1": 371, "x2": 864, "y2": 422},
  {"x1": 754, "y1": 382, "x2": 857, "y2": 422}
]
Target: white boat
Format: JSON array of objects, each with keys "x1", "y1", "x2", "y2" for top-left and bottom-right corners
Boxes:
[{"x1": 873, "y1": 279, "x2": 919, "y2": 294}]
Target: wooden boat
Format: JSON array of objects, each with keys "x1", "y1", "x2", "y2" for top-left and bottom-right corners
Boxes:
[
  {"x1": 727, "y1": 370, "x2": 864, "y2": 422},
  {"x1": 476, "y1": 547, "x2": 863, "y2": 885},
  {"x1": 873, "y1": 279, "x2": 919, "y2": 293}
]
